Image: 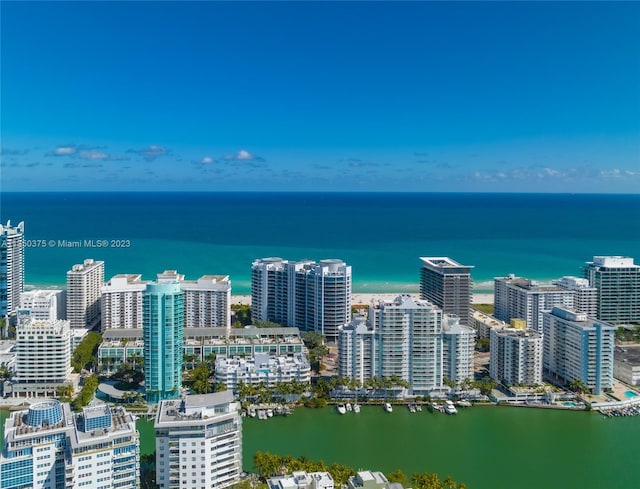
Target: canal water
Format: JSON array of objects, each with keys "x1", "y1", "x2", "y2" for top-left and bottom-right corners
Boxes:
[{"x1": 3, "y1": 406, "x2": 639, "y2": 488}]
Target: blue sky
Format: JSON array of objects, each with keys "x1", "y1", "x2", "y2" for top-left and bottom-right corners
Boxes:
[{"x1": 1, "y1": 1, "x2": 639, "y2": 192}]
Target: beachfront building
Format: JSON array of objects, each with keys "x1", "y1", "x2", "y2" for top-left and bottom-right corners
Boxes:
[
  {"x1": 0, "y1": 400, "x2": 139, "y2": 489},
  {"x1": 584, "y1": 256, "x2": 640, "y2": 325},
  {"x1": 442, "y1": 315, "x2": 475, "y2": 386},
  {"x1": 101, "y1": 274, "x2": 148, "y2": 329},
  {"x1": 553, "y1": 276, "x2": 598, "y2": 318},
  {"x1": 0, "y1": 221, "x2": 24, "y2": 317},
  {"x1": 67, "y1": 258, "x2": 104, "y2": 330},
  {"x1": 470, "y1": 309, "x2": 510, "y2": 339},
  {"x1": 543, "y1": 307, "x2": 615, "y2": 395},
  {"x1": 19, "y1": 289, "x2": 65, "y2": 322},
  {"x1": 143, "y1": 279, "x2": 184, "y2": 404},
  {"x1": 251, "y1": 257, "x2": 351, "y2": 341},
  {"x1": 11, "y1": 316, "x2": 74, "y2": 398},
  {"x1": 268, "y1": 472, "x2": 334, "y2": 489},
  {"x1": 419, "y1": 257, "x2": 473, "y2": 326},
  {"x1": 494, "y1": 274, "x2": 575, "y2": 333},
  {"x1": 337, "y1": 317, "x2": 376, "y2": 385},
  {"x1": 489, "y1": 327, "x2": 543, "y2": 386},
  {"x1": 98, "y1": 326, "x2": 304, "y2": 374},
  {"x1": 155, "y1": 391, "x2": 242, "y2": 489},
  {"x1": 214, "y1": 353, "x2": 311, "y2": 392},
  {"x1": 181, "y1": 274, "x2": 231, "y2": 329},
  {"x1": 370, "y1": 295, "x2": 443, "y2": 395}
]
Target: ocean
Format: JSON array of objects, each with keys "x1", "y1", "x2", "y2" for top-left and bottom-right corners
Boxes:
[{"x1": 1, "y1": 192, "x2": 638, "y2": 294}]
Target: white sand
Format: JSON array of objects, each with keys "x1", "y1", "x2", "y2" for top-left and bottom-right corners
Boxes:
[{"x1": 231, "y1": 292, "x2": 494, "y2": 306}]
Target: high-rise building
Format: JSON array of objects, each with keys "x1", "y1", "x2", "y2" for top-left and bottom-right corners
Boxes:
[
  {"x1": 489, "y1": 327, "x2": 543, "y2": 386},
  {"x1": 543, "y1": 307, "x2": 615, "y2": 395},
  {"x1": 143, "y1": 279, "x2": 184, "y2": 404},
  {"x1": 215, "y1": 353, "x2": 311, "y2": 392},
  {"x1": 584, "y1": 256, "x2": 640, "y2": 325},
  {"x1": 494, "y1": 275, "x2": 575, "y2": 333},
  {"x1": 0, "y1": 400, "x2": 140, "y2": 489},
  {"x1": 101, "y1": 274, "x2": 148, "y2": 329},
  {"x1": 0, "y1": 221, "x2": 24, "y2": 317},
  {"x1": 155, "y1": 391, "x2": 242, "y2": 489},
  {"x1": 442, "y1": 315, "x2": 475, "y2": 386},
  {"x1": 19, "y1": 289, "x2": 65, "y2": 322},
  {"x1": 370, "y1": 295, "x2": 443, "y2": 395},
  {"x1": 66, "y1": 258, "x2": 104, "y2": 330},
  {"x1": 337, "y1": 316, "x2": 375, "y2": 385},
  {"x1": 182, "y1": 275, "x2": 231, "y2": 329},
  {"x1": 251, "y1": 258, "x2": 351, "y2": 341},
  {"x1": 12, "y1": 316, "x2": 73, "y2": 398},
  {"x1": 553, "y1": 276, "x2": 598, "y2": 318},
  {"x1": 419, "y1": 257, "x2": 473, "y2": 326}
]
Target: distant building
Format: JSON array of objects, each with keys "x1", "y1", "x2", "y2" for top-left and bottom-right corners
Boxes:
[
  {"x1": 553, "y1": 276, "x2": 598, "y2": 318},
  {"x1": 12, "y1": 316, "x2": 74, "y2": 398},
  {"x1": 182, "y1": 274, "x2": 231, "y2": 329},
  {"x1": 419, "y1": 257, "x2": 473, "y2": 326},
  {"x1": 470, "y1": 309, "x2": 510, "y2": 339},
  {"x1": 489, "y1": 327, "x2": 543, "y2": 386},
  {"x1": 0, "y1": 220, "x2": 24, "y2": 317},
  {"x1": 19, "y1": 289, "x2": 65, "y2": 321},
  {"x1": 584, "y1": 256, "x2": 640, "y2": 325},
  {"x1": 543, "y1": 307, "x2": 615, "y2": 395},
  {"x1": 143, "y1": 280, "x2": 184, "y2": 404},
  {"x1": 0, "y1": 400, "x2": 139, "y2": 489},
  {"x1": 215, "y1": 352, "x2": 311, "y2": 392},
  {"x1": 494, "y1": 274, "x2": 574, "y2": 333},
  {"x1": 155, "y1": 391, "x2": 242, "y2": 489},
  {"x1": 251, "y1": 257, "x2": 351, "y2": 341},
  {"x1": 101, "y1": 274, "x2": 148, "y2": 329},
  {"x1": 268, "y1": 472, "x2": 334, "y2": 489},
  {"x1": 442, "y1": 315, "x2": 475, "y2": 385},
  {"x1": 67, "y1": 258, "x2": 104, "y2": 329}
]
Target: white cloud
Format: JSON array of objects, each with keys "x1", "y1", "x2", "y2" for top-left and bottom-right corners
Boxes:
[
  {"x1": 79, "y1": 149, "x2": 110, "y2": 160},
  {"x1": 223, "y1": 149, "x2": 265, "y2": 162},
  {"x1": 200, "y1": 156, "x2": 215, "y2": 164},
  {"x1": 51, "y1": 145, "x2": 76, "y2": 156}
]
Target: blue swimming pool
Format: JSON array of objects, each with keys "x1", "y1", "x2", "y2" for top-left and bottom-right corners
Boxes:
[
  {"x1": 624, "y1": 391, "x2": 638, "y2": 398},
  {"x1": 563, "y1": 401, "x2": 577, "y2": 407}
]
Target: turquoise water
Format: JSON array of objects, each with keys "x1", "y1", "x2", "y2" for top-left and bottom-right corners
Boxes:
[
  {"x1": 624, "y1": 391, "x2": 638, "y2": 398},
  {"x1": 563, "y1": 401, "x2": 577, "y2": 407},
  {"x1": 2, "y1": 192, "x2": 639, "y2": 294}
]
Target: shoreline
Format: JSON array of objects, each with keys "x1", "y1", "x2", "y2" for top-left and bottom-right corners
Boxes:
[{"x1": 231, "y1": 292, "x2": 494, "y2": 306}]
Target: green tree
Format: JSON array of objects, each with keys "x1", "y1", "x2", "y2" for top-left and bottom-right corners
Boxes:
[
  {"x1": 71, "y1": 332, "x2": 102, "y2": 373},
  {"x1": 191, "y1": 362, "x2": 212, "y2": 394},
  {"x1": 387, "y1": 469, "x2": 408, "y2": 486}
]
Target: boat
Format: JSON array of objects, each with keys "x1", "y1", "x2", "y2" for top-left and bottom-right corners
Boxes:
[
  {"x1": 456, "y1": 400, "x2": 472, "y2": 408},
  {"x1": 266, "y1": 409, "x2": 273, "y2": 418},
  {"x1": 416, "y1": 404, "x2": 423, "y2": 412},
  {"x1": 384, "y1": 402, "x2": 393, "y2": 413},
  {"x1": 337, "y1": 403, "x2": 347, "y2": 415},
  {"x1": 346, "y1": 403, "x2": 352, "y2": 412},
  {"x1": 408, "y1": 403, "x2": 416, "y2": 413},
  {"x1": 353, "y1": 403, "x2": 361, "y2": 413},
  {"x1": 257, "y1": 410, "x2": 268, "y2": 420},
  {"x1": 248, "y1": 407, "x2": 257, "y2": 418},
  {"x1": 444, "y1": 400, "x2": 458, "y2": 415}
]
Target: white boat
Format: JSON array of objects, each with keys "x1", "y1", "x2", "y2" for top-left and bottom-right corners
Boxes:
[
  {"x1": 444, "y1": 400, "x2": 458, "y2": 415},
  {"x1": 353, "y1": 403, "x2": 361, "y2": 413},
  {"x1": 346, "y1": 403, "x2": 352, "y2": 412},
  {"x1": 266, "y1": 409, "x2": 273, "y2": 418},
  {"x1": 337, "y1": 403, "x2": 347, "y2": 415},
  {"x1": 456, "y1": 400, "x2": 472, "y2": 408},
  {"x1": 384, "y1": 402, "x2": 393, "y2": 413},
  {"x1": 416, "y1": 404, "x2": 423, "y2": 412},
  {"x1": 408, "y1": 403, "x2": 416, "y2": 413}
]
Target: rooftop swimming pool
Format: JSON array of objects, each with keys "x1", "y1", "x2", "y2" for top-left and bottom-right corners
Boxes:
[{"x1": 624, "y1": 391, "x2": 639, "y2": 398}]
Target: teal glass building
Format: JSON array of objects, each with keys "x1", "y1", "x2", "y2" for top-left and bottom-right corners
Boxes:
[{"x1": 143, "y1": 282, "x2": 184, "y2": 404}]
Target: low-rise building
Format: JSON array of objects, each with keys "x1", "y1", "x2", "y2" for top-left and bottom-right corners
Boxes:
[
  {"x1": 347, "y1": 471, "x2": 400, "y2": 489},
  {"x1": 268, "y1": 471, "x2": 334, "y2": 489},
  {"x1": 215, "y1": 353, "x2": 311, "y2": 392},
  {"x1": 155, "y1": 391, "x2": 242, "y2": 489},
  {"x1": 614, "y1": 346, "x2": 640, "y2": 386},
  {"x1": 470, "y1": 309, "x2": 509, "y2": 339}
]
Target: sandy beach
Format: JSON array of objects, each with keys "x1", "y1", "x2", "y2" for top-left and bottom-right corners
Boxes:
[{"x1": 231, "y1": 292, "x2": 494, "y2": 306}]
